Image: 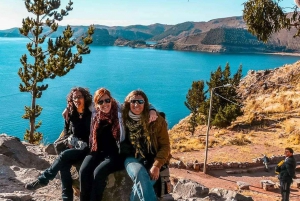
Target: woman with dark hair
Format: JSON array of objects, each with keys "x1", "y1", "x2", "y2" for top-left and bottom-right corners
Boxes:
[
  {"x1": 25, "y1": 87, "x2": 92, "y2": 201},
  {"x1": 121, "y1": 90, "x2": 170, "y2": 201}
]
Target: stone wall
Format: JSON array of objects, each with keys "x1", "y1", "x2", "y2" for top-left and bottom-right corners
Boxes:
[{"x1": 169, "y1": 154, "x2": 300, "y2": 171}]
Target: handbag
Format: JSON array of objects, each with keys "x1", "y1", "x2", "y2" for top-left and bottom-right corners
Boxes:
[{"x1": 67, "y1": 134, "x2": 88, "y2": 150}]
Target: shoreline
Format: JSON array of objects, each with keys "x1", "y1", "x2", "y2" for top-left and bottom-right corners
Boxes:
[
  {"x1": 1, "y1": 37, "x2": 300, "y2": 56},
  {"x1": 263, "y1": 52, "x2": 300, "y2": 57}
]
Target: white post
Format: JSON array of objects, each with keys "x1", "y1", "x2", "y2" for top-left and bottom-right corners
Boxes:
[
  {"x1": 203, "y1": 84, "x2": 231, "y2": 174},
  {"x1": 203, "y1": 88, "x2": 213, "y2": 174}
]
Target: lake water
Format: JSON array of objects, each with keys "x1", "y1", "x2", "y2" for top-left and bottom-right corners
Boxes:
[{"x1": 0, "y1": 37, "x2": 299, "y2": 143}]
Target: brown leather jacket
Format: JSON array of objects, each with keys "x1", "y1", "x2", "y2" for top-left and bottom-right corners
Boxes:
[
  {"x1": 120, "y1": 113, "x2": 171, "y2": 169},
  {"x1": 149, "y1": 113, "x2": 171, "y2": 169}
]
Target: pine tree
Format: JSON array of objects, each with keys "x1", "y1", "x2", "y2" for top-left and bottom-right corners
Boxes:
[
  {"x1": 206, "y1": 63, "x2": 243, "y2": 128},
  {"x1": 184, "y1": 81, "x2": 206, "y2": 135},
  {"x1": 198, "y1": 63, "x2": 243, "y2": 128},
  {"x1": 18, "y1": 0, "x2": 94, "y2": 144},
  {"x1": 243, "y1": 0, "x2": 300, "y2": 42}
]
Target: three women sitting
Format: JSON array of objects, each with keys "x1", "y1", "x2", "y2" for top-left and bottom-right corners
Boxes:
[{"x1": 26, "y1": 87, "x2": 170, "y2": 201}]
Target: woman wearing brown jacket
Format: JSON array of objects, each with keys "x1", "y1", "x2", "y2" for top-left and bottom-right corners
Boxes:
[{"x1": 121, "y1": 90, "x2": 170, "y2": 201}]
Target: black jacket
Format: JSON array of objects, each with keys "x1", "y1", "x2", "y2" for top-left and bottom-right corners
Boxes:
[
  {"x1": 64, "y1": 109, "x2": 91, "y2": 144},
  {"x1": 92, "y1": 120, "x2": 119, "y2": 157},
  {"x1": 278, "y1": 155, "x2": 296, "y2": 182}
]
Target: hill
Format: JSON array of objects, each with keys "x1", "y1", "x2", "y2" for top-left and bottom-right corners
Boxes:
[
  {"x1": 1, "y1": 15, "x2": 300, "y2": 53},
  {"x1": 169, "y1": 60, "x2": 300, "y2": 163}
]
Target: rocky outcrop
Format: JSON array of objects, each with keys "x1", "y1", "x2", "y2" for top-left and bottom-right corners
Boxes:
[
  {"x1": 114, "y1": 38, "x2": 147, "y2": 48},
  {"x1": 0, "y1": 134, "x2": 253, "y2": 201},
  {"x1": 89, "y1": 28, "x2": 116, "y2": 46},
  {"x1": 0, "y1": 134, "x2": 49, "y2": 169}
]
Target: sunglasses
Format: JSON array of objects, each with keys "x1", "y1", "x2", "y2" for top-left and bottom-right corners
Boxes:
[
  {"x1": 73, "y1": 95, "x2": 83, "y2": 100},
  {"x1": 98, "y1": 98, "x2": 111, "y2": 105},
  {"x1": 130, "y1": 99, "x2": 145, "y2": 104}
]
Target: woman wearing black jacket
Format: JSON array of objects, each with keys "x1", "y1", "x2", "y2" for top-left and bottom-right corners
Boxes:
[
  {"x1": 79, "y1": 88, "x2": 126, "y2": 201},
  {"x1": 25, "y1": 87, "x2": 92, "y2": 201}
]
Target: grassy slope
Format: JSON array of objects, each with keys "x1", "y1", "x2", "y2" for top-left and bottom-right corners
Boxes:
[{"x1": 169, "y1": 61, "x2": 300, "y2": 163}]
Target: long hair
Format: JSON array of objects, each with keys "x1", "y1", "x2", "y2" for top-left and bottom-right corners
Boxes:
[
  {"x1": 91, "y1": 88, "x2": 120, "y2": 151},
  {"x1": 122, "y1": 89, "x2": 150, "y2": 128},
  {"x1": 66, "y1": 87, "x2": 92, "y2": 115}
]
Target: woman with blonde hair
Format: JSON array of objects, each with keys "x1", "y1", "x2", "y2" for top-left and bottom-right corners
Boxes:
[{"x1": 121, "y1": 90, "x2": 170, "y2": 201}]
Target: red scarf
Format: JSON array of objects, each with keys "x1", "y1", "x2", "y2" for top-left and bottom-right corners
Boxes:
[{"x1": 91, "y1": 99, "x2": 120, "y2": 152}]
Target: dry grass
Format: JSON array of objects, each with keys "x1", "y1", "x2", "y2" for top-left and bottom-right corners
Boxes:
[
  {"x1": 169, "y1": 116, "x2": 207, "y2": 153},
  {"x1": 213, "y1": 129, "x2": 227, "y2": 138},
  {"x1": 288, "y1": 133, "x2": 300, "y2": 145},
  {"x1": 221, "y1": 133, "x2": 251, "y2": 146}
]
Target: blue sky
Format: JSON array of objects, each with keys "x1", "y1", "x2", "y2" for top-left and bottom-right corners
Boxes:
[{"x1": 0, "y1": 0, "x2": 297, "y2": 30}]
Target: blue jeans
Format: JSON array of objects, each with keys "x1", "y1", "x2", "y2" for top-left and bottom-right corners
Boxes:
[
  {"x1": 38, "y1": 148, "x2": 88, "y2": 201},
  {"x1": 124, "y1": 157, "x2": 157, "y2": 201}
]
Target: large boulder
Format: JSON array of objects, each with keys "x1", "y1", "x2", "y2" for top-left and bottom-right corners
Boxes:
[
  {"x1": 172, "y1": 179, "x2": 209, "y2": 199},
  {"x1": 103, "y1": 170, "x2": 133, "y2": 200},
  {"x1": 0, "y1": 134, "x2": 49, "y2": 169},
  {"x1": 71, "y1": 162, "x2": 133, "y2": 200},
  {"x1": 209, "y1": 188, "x2": 253, "y2": 201}
]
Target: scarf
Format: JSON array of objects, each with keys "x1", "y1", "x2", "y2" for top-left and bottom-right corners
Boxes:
[
  {"x1": 125, "y1": 112, "x2": 153, "y2": 158},
  {"x1": 91, "y1": 99, "x2": 120, "y2": 152}
]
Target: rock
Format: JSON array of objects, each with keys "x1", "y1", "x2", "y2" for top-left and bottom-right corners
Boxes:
[
  {"x1": 0, "y1": 134, "x2": 50, "y2": 169},
  {"x1": 158, "y1": 194, "x2": 175, "y2": 201},
  {"x1": 177, "y1": 161, "x2": 186, "y2": 169},
  {"x1": 226, "y1": 170, "x2": 235, "y2": 174},
  {"x1": 70, "y1": 161, "x2": 133, "y2": 201},
  {"x1": 173, "y1": 179, "x2": 209, "y2": 199},
  {"x1": 209, "y1": 188, "x2": 253, "y2": 201},
  {"x1": 0, "y1": 192, "x2": 32, "y2": 201},
  {"x1": 102, "y1": 171, "x2": 133, "y2": 201},
  {"x1": 260, "y1": 180, "x2": 275, "y2": 191},
  {"x1": 44, "y1": 144, "x2": 56, "y2": 155},
  {"x1": 193, "y1": 163, "x2": 200, "y2": 171},
  {"x1": 236, "y1": 181, "x2": 250, "y2": 190},
  {"x1": 0, "y1": 154, "x2": 21, "y2": 167},
  {"x1": 186, "y1": 162, "x2": 194, "y2": 170}
]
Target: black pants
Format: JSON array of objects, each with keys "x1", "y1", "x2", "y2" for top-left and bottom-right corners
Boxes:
[
  {"x1": 79, "y1": 153, "x2": 124, "y2": 201},
  {"x1": 38, "y1": 148, "x2": 88, "y2": 201},
  {"x1": 280, "y1": 180, "x2": 292, "y2": 201}
]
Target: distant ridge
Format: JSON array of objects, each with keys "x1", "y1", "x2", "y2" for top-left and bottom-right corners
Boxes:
[{"x1": 1, "y1": 15, "x2": 300, "y2": 53}]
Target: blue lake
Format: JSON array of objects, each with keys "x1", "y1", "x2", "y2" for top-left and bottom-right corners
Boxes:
[{"x1": 0, "y1": 37, "x2": 299, "y2": 143}]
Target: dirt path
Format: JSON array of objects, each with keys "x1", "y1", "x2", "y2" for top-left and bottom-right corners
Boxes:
[{"x1": 170, "y1": 167, "x2": 300, "y2": 201}]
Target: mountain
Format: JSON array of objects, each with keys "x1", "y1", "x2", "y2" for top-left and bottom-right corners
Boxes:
[
  {"x1": 1, "y1": 15, "x2": 300, "y2": 53},
  {"x1": 153, "y1": 16, "x2": 300, "y2": 53},
  {"x1": 0, "y1": 27, "x2": 22, "y2": 37}
]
